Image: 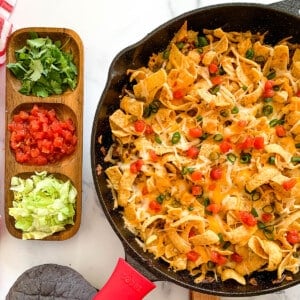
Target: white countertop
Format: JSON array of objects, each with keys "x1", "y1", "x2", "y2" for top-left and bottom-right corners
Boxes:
[{"x1": 1, "y1": 0, "x2": 300, "y2": 299}]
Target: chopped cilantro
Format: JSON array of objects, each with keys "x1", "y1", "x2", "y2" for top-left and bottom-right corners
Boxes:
[{"x1": 7, "y1": 34, "x2": 78, "y2": 97}]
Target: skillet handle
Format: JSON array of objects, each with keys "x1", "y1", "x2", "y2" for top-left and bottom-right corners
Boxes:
[
  {"x1": 93, "y1": 258, "x2": 156, "y2": 300},
  {"x1": 270, "y1": 0, "x2": 300, "y2": 16}
]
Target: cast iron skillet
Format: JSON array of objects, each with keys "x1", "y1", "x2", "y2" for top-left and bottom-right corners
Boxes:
[{"x1": 91, "y1": 0, "x2": 300, "y2": 297}]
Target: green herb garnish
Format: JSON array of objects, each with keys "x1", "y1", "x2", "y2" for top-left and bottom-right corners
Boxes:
[{"x1": 7, "y1": 34, "x2": 78, "y2": 97}]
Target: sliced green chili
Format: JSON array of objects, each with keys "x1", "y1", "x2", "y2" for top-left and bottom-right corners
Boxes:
[
  {"x1": 240, "y1": 152, "x2": 252, "y2": 164},
  {"x1": 291, "y1": 156, "x2": 300, "y2": 164},
  {"x1": 267, "y1": 69, "x2": 276, "y2": 79},
  {"x1": 262, "y1": 105, "x2": 273, "y2": 116},
  {"x1": 181, "y1": 166, "x2": 194, "y2": 175},
  {"x1": 251, "y1": 207, "x2": 258, "y2": 217},
  {"x1": 246, "y1": 48, "x2": 255, "y2": 59},
  {"x1": 213, "y1": 133, "x2": 223, "y2": 141},
  {"x1": 222, "y1": 241, "x2": 231, "y2": 249},
  {"x1": 209, "y1": 151, "x2": 220, "y2": 161},
  {"x1": 262, "y1": 204, "x2": 274, "y2": 213},
  {"x1": 218, "y1": 233, "x2": 224, "y2": 243},
  {"x1": 203, "y1": 197, "x2": 210, "y2": 207},
  {"x1": 200, "y1": 132, "x2": 209, "y2": 140},
  {"x1": 188, "y1": 206, "x2": 194, "y2": 211},
  {"x1": 156, "y1": 194, "x2": 165, "y2": 204},
  {"x1": 171, "y1": 132, "x2": 181, "y2": 144},
  {"x1": 295, "y1": 143, "x2": 300, "y2": 149},
  {"x1": 176, "y1": 42, "x2": 185, "y2": 50},
  {"x1": 163, "y1": 50, "x2": 170, "y2": 59},
  {"x1": 251, "y1": 190, "x2": 261, "y2": 201},
  {"x1": 226, "y1": 153, "x2": 237, "y2": 164},
  {"x1": 220, "y1": 109, "x2": 229, "y2": 117},
  {"x1": 197, "y1": 36, "x2": 209, "y2": 47},
  {"x1": 155, "y1": 135, "x2": 162, "y2": 144},
  {"x1": 263, "y1": 225, "x2": 274, "y2": 240},
  {"x1": 254, "y1": 55, "x2": 265, "y2": 65},
  {"x1": 269, "y1": 119, "x2": 284, "y2": 127},
  {"x1": 196, "y1": 115, "x2": 203, "y2": 123},
  {"x1": 264, "y1": 97, "x2": 273, "y2": 103},
  {"x1": 231, "y1": 106, "x2": 239, "y2": 114},
  {"x1": 218, "y1": 66, "x2": 226, "y2": 75},
  {"x1": 268, "y1": 156, "x2": 276, "y2": 164},
  {"x1": 209, "y1": 85, "x2": 220, "y2": 95}
]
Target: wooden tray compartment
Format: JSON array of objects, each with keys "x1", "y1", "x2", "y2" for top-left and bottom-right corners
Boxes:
[{"x1": 5, "y1": 27, "x2": 84, "y2": 240}]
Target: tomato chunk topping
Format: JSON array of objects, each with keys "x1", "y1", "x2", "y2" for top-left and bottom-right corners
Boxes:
[
  {"x1": 187, "y1": 250, "x2": 200, "y2": 262},
  {"x1": 286, "y1": 229, "x2": 300, "y2": 244},
  {"x1": 211, "y1": 251, "x2": 227, "y2": 265},
  {"x1": 8, "y1": 105, "x2": 77, "y2": 165},
  {"x1": 239, "y1": 211, "x2": 257, "y2": 227}
]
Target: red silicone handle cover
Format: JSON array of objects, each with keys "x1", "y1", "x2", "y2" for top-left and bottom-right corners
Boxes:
[{"x1": 93, "y1": 258, "x2": 156, "y2": 300}]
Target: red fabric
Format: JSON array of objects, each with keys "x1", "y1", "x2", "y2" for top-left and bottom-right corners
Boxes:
[
  {"x1": 1, "y1": 0, "x2": 14, "y2": 14},
  {"x1": 0, "y1": 0, "x2": 16, "y2": 65}
]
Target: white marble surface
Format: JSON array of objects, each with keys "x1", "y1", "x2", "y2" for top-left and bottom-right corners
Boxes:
[{"x1": 1, "y1": 0, "x2": 300, "y2": 299}]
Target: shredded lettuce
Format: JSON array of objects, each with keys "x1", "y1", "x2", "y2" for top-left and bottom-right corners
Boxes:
[{"x1": 9, "y1": 171, "x2": 77, "y2": 240}]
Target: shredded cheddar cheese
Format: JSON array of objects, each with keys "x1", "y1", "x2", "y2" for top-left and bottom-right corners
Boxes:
[{"x1": 103, "y1": 21, "x2": 300, "y2": 285}]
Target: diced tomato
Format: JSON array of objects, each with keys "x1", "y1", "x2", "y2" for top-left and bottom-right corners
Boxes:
[
  {"x1": 30, "y1": 119, "x2": 41, "y2": 131},
  {"x1": 211, "y1": 251, "x2": 227, "y2": 265},
  {"x1": 30, "y1": 148, "x2": 40, "y2": 158},
  {"x1": 191, "y1": 170, "x2": 203, "y2": 181},
  {"x1": 191, "y1": 185, "x2": 202, "y2": 196},
  {"x1": 231, "y1": 252, "x2": 243, "y2": 263},
  {"x1": 8, "y1": 105, "x2": 77, "y2": 165},
  {"x1": 237, "y1": 120, "x2": 248, "y2": 128},
  {"x1": 53, "y1": 136, "x2": 64, "y2": 148},
  {"x1": 148, "y1": 149, "x2": 158, "y2": 162},
  {"x1": 149, "y1": 200, "x2": 162, "y2": 213},
  {"x1": 130, "y1": 159, "x2": 144, "y2": 173},
  {"x1": 187, "y1": 250, "x2": 200, "y2": 262},
  {"x1": 237, "y1": 136, "x2": 254, "y2": 150},
  {"x1": 208, "y1": 63, "x2": 218, "y2": 74},
  {"x1": 173, "y1": 89, "x2": 185, "y2": 99},
  {"x1": 189, "y1": 127, "x2": 203, "y2": 138},
  {"x1": 275, "y1": 125, "x2": 286, "y2": 137},
  {"x1": 263, "y1": 89, "x2": 275, "y2": 98},
  {"x1": 206, "y1": 203, "x2": 221, "y2": 214},
  {"x1": 15, "y1": 151, "x2": 29, "y2": 163},
  {"x1": 296, "y1": 90, "x2": 300, "y2": 97},
  {"x1": 263, "y1": 80, "x2": 275, "y2": 98},
  {"x1": 134, "y1": 119, "x2": 146, "y2": 133},
  {"x1": 210, "y1": 166, "x2": 222, "y2": 180},
  {"x1": 253, "y1": 136, "x2": 264, "y2": 150},
  {"x1": 219, "y1": 140, "x2": 232, "y2": 153},
  {"x1": 142, "y1": 186, "x2": 149, "y2": 195},
  {"x1": 239, "y1": 211, "x2": 257, "y2": 227},
  {"x1": 264, "y1": 80, "x2": 275, "y2": 91},
  {"x1": 286, "y1": 229, "x2": 300, "y2": 245},
  {"x1": 186, "y1": 146, "x2": 199, "y2": 159},
  {"x1": 19, "y1": 110, "x2": 29, "y2": 120},
  {"x1": 261, "y1": 213, "x2": 273, "y2": 223},
  {"x1": 145, "y1": 124, "x2": 153, "y2": 135},
  {"x1": 34, "y1": 155, "x2": 48, "y2": 165},
  {"x1": 211, "y1": 75, "x2": 222, "y2": 85},
  {"x1": 282, "y1": 178, "x2": 297, "y2": 191}
]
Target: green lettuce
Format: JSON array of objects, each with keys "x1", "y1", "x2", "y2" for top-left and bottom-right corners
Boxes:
[{"x1": 9, "y1": 171, "x2": 77, "y2": 240}]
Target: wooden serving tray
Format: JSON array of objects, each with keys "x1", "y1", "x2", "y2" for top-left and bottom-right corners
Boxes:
[{"x1": 4, "y1": 27, "x2": 84, "y2": 240}]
